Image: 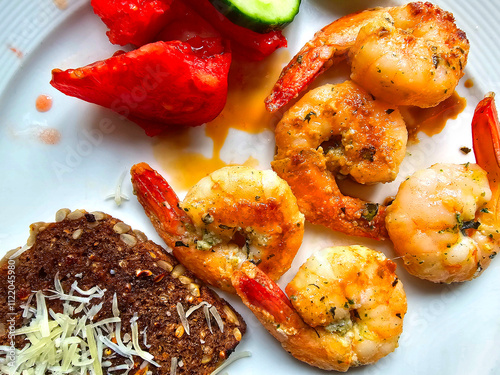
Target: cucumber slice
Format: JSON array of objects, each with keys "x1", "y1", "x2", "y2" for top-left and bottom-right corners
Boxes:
[{"x1": 210, "y1": 0, "x2": 301, "y2": 34}]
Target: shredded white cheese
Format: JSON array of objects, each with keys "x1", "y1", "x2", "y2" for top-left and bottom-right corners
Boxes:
[
  {"x1": 185, "y1": 301, "x2": 210, "y2": 318},
  {"x1": 176, "y1": 302, "x2": 190, "y2": 335},
  {"x1": 176, "y1": 301, "x2": 224, "y2": 336},
  {"x1": 204, "y1": 304, "x2": 213, "y2": 334},
  {"x1": 209, "y1": 306, "x2": 224, "y2": 333},
  {"x1": 170, "y1": 357, "x2": 178, "y2": 375},
  {"x1": 8, "y1": 244, "x2": 32, "y2": 260},
  {"x1": 0, "y1": 277, "x2": 158, "y2": 375},
  {"x1": 21, "y1": 292, "x2": 35, "y2": 319},
  {"x1": 106, "y1": 170, "x2": 130, "y2": 206},
  {"x1": 131, "y1": 317, "x2": 160, "y2": 367},
  {"x1": 142, "y1": 327, "x2": 152, "y2": 349},
  {"x1": 209, "y1": 351, "x2": 252, "y2": 375}
]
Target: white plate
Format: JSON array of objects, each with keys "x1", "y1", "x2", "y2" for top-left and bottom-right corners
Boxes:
[{"x1": 1, "y1": 0, "x2": 500, "y2": 374}]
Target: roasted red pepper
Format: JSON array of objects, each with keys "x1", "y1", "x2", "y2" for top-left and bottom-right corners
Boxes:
[
  {"x1": 50, "y1": 41, "x2": 231, "y2": 136},
  {"x1": 93, "y1": 0, "x2": 287, "y2": 60},
  {"x1": 91, "y1": 0, "x2": 177, "y2": 46},
  {"x1": 183, "y1": 0, "x2": 287, "y2": 61},
  {"x1": 154, "y1": 0, "x2": 224, "y2": 58}
]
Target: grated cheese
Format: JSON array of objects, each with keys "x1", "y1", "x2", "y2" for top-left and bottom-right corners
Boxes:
[
  {"x1": 209, "y1": 306, "x2": 224, "y2": 333},
  {"x1": 185, "y1": 302, "x2": 210, "y2": 318},
  {"x1": 106, "y1": 170, "x2": 130, "y2": 206},
  {"x1": 8, "y1": 244, "x2": 32, "y2": 260},
  {"x1": 176, "y1": 303, "x2": 190, "y2": 335},
  {"x1": 170, "y1": 357, "x2": 178, "y2": 375},
  {"x1": 21, "y1": 292, "x2": 35, "y2": 319},
  {"x1": 142, "y1": 327, "x2": 152, "y2": 349},
  {"x1": 108, "y1": 364, "x2": 131, "y2": 372},
  {"x1": 175, "y1": 301, "x2": 226, "y2": 336},
  {"x1": 0, "y1": 277, "x2": 158, "y2": 375},
  {"x1": 209, "y1": 351, "x2": 252, "y2": 375},
  {"x1": 204, "y1": 304, "x2": 213, "y2": 334},
  {"x1": 35, "y1": 290, "x2": 50, "y2": 338},
  {"x1": 131, "y1": 317, "x2": 160, "y2": 367}
]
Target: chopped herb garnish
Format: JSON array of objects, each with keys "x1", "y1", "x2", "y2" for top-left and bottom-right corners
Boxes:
[
  {"x1": 330, "y1": 307, "x2": 336, "y2": 318},
  {"x1": 460, "y1": 220, "x2": 481, "y2": 235},
  {"x1": 360, "y1": 146, "x2": 376, "y2": 162},
  {"x1": 202, "y1": 213, "x2": 214, "y2": 224},
  {"x1": 304, "y1": 111, "x2": 316, "y2": 123},
  {"x1": 250, "y1": 259, "x2": 262, "y2": 266},
  {"x1": 362, "y1": 203, "x2": 379, "y2": 221}
]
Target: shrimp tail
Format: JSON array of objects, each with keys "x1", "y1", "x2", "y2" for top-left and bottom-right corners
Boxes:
[
  {"x1": 232, "y1": 262, "x2": 297, "y2": 325},
  {"x1": 130, "y1": 162, "x2": 193, "y2": 240},
  {"x1": 472, "y1": 93, "x2": 500, "y2": 223},
  {"x1": 131, "y1": 163, "x2": 254, "y2": 293},
  {"x1": 232, "y1": 262, "x2": 353, "y2": 371},
  {"x1": 264, "y1": 43, "x2": 338, "y2": 113},
  {"x1": 264, "y1": 7, "x2": 385, "y2": 113},
  {"x1": 232, "y1": 262, "x2": 311, "y2": 344}
]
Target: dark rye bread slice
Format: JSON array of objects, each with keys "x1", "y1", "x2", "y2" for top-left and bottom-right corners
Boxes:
[{"x1": 0, "y1": 209, "x2": 246, "y2": 374}]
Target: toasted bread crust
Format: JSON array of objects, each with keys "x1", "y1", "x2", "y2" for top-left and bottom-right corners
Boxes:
[{"x1": 0, "y1": 210, "x2": 246, "y2": 374}]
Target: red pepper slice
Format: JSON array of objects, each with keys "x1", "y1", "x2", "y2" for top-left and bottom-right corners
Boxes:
[
  {"x1": 92, "y1": 0, "x2": 286, "y2": 60},
  {"x1": 91, "y1": 0, "x2": 177, "y2": 46},
  {"x1": 154, "y1": 0, "x2": 224, "y2": 58},
  {"x1": 50, "y1": 41, "x2": 231, "y2": 136},
  {"x1": 183, "y1": 0, "x2": 287, "y2": 61}
]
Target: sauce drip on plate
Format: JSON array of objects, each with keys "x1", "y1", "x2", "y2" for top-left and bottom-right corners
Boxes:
[
  {"x1": 36, "y1": 94, "x2": 53, "y2": 112},
  {"x1": 400, "y1": 91, "x2": 466, "y2": 143},
  {"x1": 153, "y1": 50, "x2": 289, "y2": 190},
  {"x1": 464, "y1": 78, "x2": 474, "y2": 88}
]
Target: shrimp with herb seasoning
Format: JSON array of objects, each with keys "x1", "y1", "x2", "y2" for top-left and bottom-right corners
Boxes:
[
  {"x1": 131, "y1": 163, "x2": 304, "y2": 293},
  {"x1": 385, "y1": 94, "x2": 500, "y2": 283},
  {"x1": 266, "y1": 2, "x2": 469, "y2": 112},
  {"x1": 272, "y1": 80, "x2": 407, "y2": 239},
  {"x1": 232, "y1": 245, "x2": 407, "y2": 371}
]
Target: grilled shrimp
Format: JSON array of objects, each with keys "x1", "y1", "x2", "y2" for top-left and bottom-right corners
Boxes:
[
  {"x1": 131, "y1": 163, "x2": 304, "y2": 292},
  {"x1": 385, "y1": 94, "x2": 500, "y2": 283},
  {"x1": 232, "y1": 245, "x2": 407, "y2": 371},
  {"x1": 272, "y1": 80, "x2": 407, "y2": 239},
  {"x1": 266, "y1": 2, "x2": 469, "y2": 112}
]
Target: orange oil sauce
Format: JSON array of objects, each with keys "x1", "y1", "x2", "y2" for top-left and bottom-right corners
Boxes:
[
  {"x1": 400, "y1": 91, "x2": 467, "y2": 143},
  {"x1": 464, "y1": 78, "x2": 474, "y2": 88},
  {"x1": 36, "y1": 94, "x2": 53, "y2": 112},
  {"x1": 153, "y1": 49, "x2": 290, "y2": 191}
]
